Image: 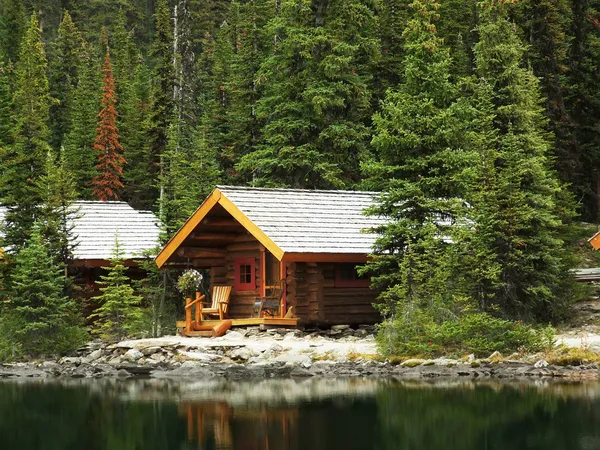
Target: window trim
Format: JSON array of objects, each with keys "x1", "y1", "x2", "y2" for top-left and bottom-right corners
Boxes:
[
  {"x1": 334, "y1": 263, "x2": 370, "y2": 288},
  {"x1": 234, "y1": 257, "x2": 256, "y2": 291}
]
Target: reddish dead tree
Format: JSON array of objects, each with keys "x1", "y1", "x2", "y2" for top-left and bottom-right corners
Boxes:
[{"x1": 92, "y1": 51, "x2": 126, "y2": 201}]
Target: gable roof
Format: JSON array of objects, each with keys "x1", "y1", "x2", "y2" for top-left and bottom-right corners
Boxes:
[
  {"x1": 0, "y1": 201, "x2": 161, "y2": 260},
  {"x1": 156, "y1": 186, "x2": 385, "y2": 267}
]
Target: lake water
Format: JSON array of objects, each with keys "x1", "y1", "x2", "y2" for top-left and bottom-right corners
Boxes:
[{"x1": 0, "y1": 378, "x2": 599, "y2": 450}]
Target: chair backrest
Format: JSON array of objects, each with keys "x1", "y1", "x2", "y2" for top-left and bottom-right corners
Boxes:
[
  {"x1": 263, "y1": 280, "x2": 285, "y2": 307},
  {"x1": 212, "y1": 285, "x2": 232, "y2": 311}
]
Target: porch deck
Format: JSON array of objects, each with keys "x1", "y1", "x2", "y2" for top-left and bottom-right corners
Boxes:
[{"x1": 176, "y1": 317, "x2": 299, "y2": 330}]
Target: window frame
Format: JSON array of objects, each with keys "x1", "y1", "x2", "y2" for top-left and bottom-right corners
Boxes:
[
  {"x1": 234, "y1": 257, "x2": 256, "y2": 291},
  {"x1": 334, "y1": 263, "x2": 370, "y2": 288}
]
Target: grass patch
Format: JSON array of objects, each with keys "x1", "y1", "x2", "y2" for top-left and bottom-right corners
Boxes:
[
  {"x1": 378, "y1": 312, "x2": 555, "y2": 358},
  {"x1": 544, "y1": 346, "x2": 600, "y2": 366}
]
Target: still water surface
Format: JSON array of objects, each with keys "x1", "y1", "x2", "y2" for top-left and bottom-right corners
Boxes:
[{"x1": 0, "y1": 378, "x2": 599, "y2": 450}]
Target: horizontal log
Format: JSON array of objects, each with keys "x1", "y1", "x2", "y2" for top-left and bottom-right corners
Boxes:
[
  {"x1": 190, "y1": 258, "x2": 227, "y2": 267},
  {"x1": 200, "y1": 218, "x2": 241, "y2": 227},
  {"x1": 177, "y1": 248, "x2": 227, "y2": 258},
  {"x1": 233, "y1": 233, "x2": 258, "y2": 243},
  {"x1": 226, "y1": 241, "x2": 261, "y2": 252},
  {"x1": 189, "y1": 232, "x2": 238, "y2": 241}
]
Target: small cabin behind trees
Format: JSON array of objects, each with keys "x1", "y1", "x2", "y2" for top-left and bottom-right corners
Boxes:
[
  {"x1": 156, "y1": 186, "x2": 385, "y2": 326},
  {"x1": 0, "y1": 201, "x2": 161, "y2": 298}
]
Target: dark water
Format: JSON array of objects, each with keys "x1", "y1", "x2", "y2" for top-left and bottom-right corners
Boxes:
[{"x1": 1, "y1": 378, "x2": 600, "y2": 450}]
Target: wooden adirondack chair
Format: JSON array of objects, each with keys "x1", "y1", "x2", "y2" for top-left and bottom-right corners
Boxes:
[
  {"x1": 201, "y1": 285, "x2": 232, "y2": 320},
  {"x1": 257, "y1": 279, "x2": 286, "y2": 318}
]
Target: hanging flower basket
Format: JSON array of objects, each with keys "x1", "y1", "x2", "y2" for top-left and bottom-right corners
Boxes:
[{"x1": 176, "y1": 269, "x2": 203, "y2": 299}]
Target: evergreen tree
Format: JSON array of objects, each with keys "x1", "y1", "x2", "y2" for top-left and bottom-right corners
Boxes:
[
  {"x1": 92, "y1": 51, "x2": 125, "y2": 201},
  {"x1": 0, "y1": 14, "x2": 53, "y2": 251},
  {"x1": 120, "y1": 58, "x2": 153, "y2": 210},
  {"x1": 37, "y1": 150, "x2": 79, "y2": 268},
  {"x1": 467, "y1": 0, "x2": 577, "y2": 321},
  {"x1": 0, "y1": 224, "x2": 85, "y2": 357},
  {"x1": 364, "y1": 0, "x2": 473, "y2": 318},
  {"x1": 91, "y1": 237, "x2": 144, "y2": 341},
  {"x1": 0, "y1": 0, "x2": 26, "y2": 64},
  {"x1": 0, "y1": 64, "x2": 13, "y2": 147},
  {"x1": 62, "y1": 44, "x2": 101, "y2": 198},
  {"x1": 566, "y1": 0, "x2": 600, "y2": 220},
  {"x1": 148, "y1": 0, "x2": 174, "y2": 213},
  {"x1": 237, "y1": 0, "x2": 379, "y2": 188},
  {"x1": 49, "y1": 11, "x2": 85, "y2": 152}
]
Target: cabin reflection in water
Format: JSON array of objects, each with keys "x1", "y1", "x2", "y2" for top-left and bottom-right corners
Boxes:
[{"x1": 179, "y1": 401, "x2": 298, "y2": 450}]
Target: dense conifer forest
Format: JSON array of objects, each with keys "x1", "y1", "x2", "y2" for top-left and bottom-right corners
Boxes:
[{"x1": 0, "y1": 0, "x2": 597, "y2": 357}]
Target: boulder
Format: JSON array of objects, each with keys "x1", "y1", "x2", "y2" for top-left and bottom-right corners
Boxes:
[
  {"x1": 82, "y1": 349, "x2": 103, "y2": 364},
  {"x1": 400, "y1": 358, "x2": 426, "y2": 368},
  {"x1": 141, "y1": 346, "x2": 162, "y2": 356},
  {"x1": 230, "y1": 347, "x2": 253, "y2": 361},
  {"x1": 123, "y1": 349, "x2": 144, "y2": 362}
]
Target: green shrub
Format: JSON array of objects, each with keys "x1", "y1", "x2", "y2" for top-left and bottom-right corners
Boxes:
[{"x1": 377, "y1": 311, "x2": 554, "y2": 358}]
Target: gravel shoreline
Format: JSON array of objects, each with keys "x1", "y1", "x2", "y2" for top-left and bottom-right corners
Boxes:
[{"x1": 1, "y1": 326, "x2": 599, "y2": 381}]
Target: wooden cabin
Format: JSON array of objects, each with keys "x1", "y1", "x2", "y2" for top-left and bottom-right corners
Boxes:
[
  {"x1": 156, "y1": 186, "x2": 385, "y2": 326},
  {"x1": 0, "y1": 201, "x2": 161, "y2": 299}
]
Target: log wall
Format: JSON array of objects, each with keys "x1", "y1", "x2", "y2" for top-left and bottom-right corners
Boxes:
[
  {"x1": 220, "y1": 233, "x2": 261, "y2": 318},
  {"x1": 286, "y1": 262, "x2": 380, "y2": 326}
]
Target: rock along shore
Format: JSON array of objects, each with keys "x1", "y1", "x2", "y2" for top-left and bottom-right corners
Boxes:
[{"x1": 1, "y1": 325, "x2": 599, "y2": 381}]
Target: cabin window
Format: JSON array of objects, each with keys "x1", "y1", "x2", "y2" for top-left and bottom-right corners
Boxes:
[
  {"x1": 334, "y1": 263, "x2": 370, "y2": 288},
  {"x1": 234, "y1": 257, "x2": 256, "y2": 291}
]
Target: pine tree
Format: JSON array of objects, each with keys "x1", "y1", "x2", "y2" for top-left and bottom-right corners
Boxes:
[
  {"x1": 0, "y1": 14, "x2": 53, "y2": 251},
  {"x1": 49, "y1": 11, "x2": 85, "y2": 152},
  {"x1": 237, "y1": 0, "x2": 378, "y2": 188},
  {"x1": 0, "y1": 224, "x2": 85, "y2": 357},
  {"x1": 62, "y1": 44, "x2": 101, "y2": 198},
  {"x1": 148, "y1": 0, "x2": 174, "y2": 213},
  {"x1": 364, "y1": 0, "x2": 473, "y2": 317},
  {"x1": 92, "y1": 51, "x2": 125, "y2": 202},
  {"x1": 467, "y1": 0, "x2": 577, "y2": 321},
  {"x1": 91, "y1": 237, "x2": 144, "y2": 341}
]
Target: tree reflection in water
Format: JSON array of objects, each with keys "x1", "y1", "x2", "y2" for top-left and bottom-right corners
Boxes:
[{"x1": 0, "y1": 379, "x2": 599, "y2": 450}]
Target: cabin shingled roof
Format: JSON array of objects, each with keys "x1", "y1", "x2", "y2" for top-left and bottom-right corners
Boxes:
[
  {"x1": 0, "y1": 201, "x2": 161, "y2": 260},
  {"x1": 216, "y1": 185, "x2": 386, "y2": 254}
]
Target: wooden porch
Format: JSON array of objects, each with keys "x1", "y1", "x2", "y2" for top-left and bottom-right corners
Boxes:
[{"x1": 176, "y1": 317, "x2": 299, "y2": 330}]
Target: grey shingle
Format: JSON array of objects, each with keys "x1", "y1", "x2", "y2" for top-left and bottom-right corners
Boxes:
[
  {"x1": 0, "y1": 201, "x2": 161, "y2": 260},
  {"x1": 217, "y1": 186, "x2": 385, "y2": 254}
]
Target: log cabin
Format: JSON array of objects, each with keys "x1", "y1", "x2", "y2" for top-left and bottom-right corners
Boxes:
[
  {"x1": 156, "y1": 186, "x2": 386, "y2": 327},
  {"x1": 0, "y1": 201, "x2": 161, "y2": 299}
]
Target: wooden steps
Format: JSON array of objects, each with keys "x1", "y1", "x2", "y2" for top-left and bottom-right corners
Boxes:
[
  {"x1": 176, "y1": 317, "x2": 299, "y2": 332},
  {"x1": 182, "y1": 319, "x2": 232, "y2": 337}
]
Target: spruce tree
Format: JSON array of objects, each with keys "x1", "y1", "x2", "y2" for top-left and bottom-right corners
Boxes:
[
  {"x1": 63, "y1": 44, "x2": 101, "y2": 198},
  {"x1": 566, "y1": 0, "x2": 600, "y2": 220},
  {"x1": 237, "y1": 0, "x2": 378, "y2": 189},
  {"x1": 92, "y1": 51, "x2": 125, "y2": 202},
  {"x1": 0, "y1": 64, "x2": 12, "y2": 147},
  {"x1": 148, "y1": 0, "x2": 174, "y2": 212},
  {"x1": 468, "y1": 0, "x2": 577, "y2": 321},
  {"x1": 37, "y1": 150, "x2": 79, "y2": 269},
  {"x1": 49, "y1": 11, "x2": 85, "y2": 152},
  {"x1": 0, "y1": 224, "x2": 85, "y2": 357},
  {"x1": 364, "y1": 0, "x2": 473, "y2": 318},
  {"x1": 0, "y1": 14, "x2": 53, "y2": 251},
  {"x1": 0, "y1": 0, "x2": 26, "y2": 64},
  {"x1": 121, "y1": 58, "x2": 153, "y2": 210},
  {"x1": 91, "y1": 238, "x2": 144, "y2": 341}
]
